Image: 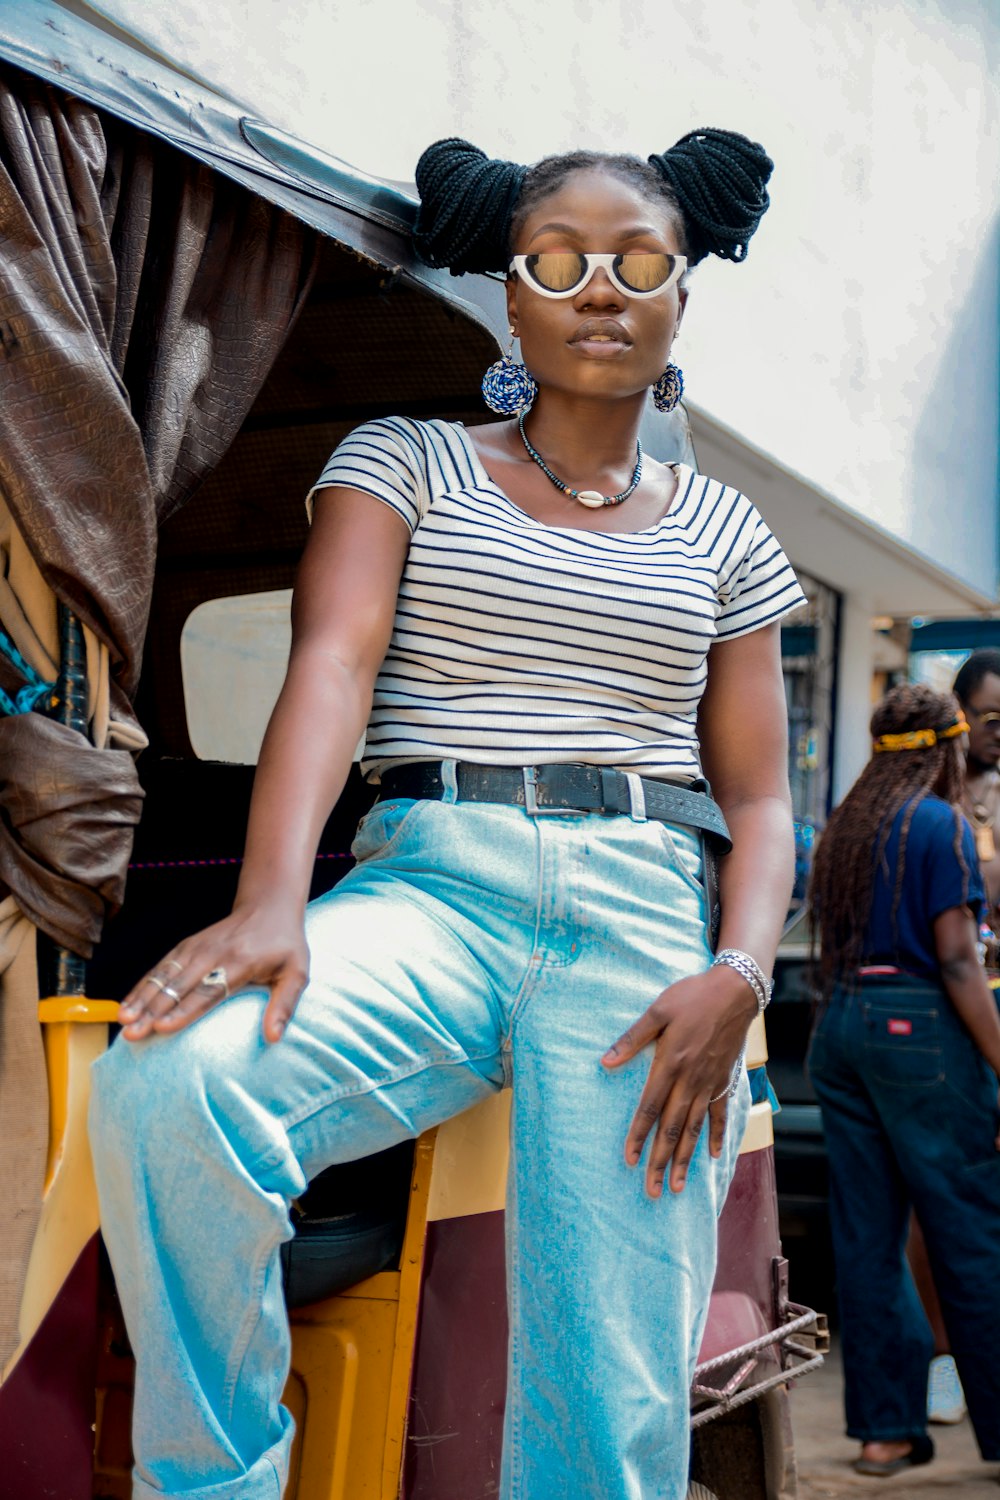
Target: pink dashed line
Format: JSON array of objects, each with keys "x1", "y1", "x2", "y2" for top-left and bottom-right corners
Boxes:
[{"x1": 127, "y1": 853, "x2": 353, "y2": 870}]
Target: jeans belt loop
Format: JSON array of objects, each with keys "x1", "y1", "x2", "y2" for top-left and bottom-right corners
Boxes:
[
  {"x1": 624, "y1": 772, "x2": 647, "y2": 823},
  {"x1": 439, "y1": 758, "x2": 459, "y2": 805},
  {"x1": 600, "y1": 767, "x2": 621, "y2": 816}
]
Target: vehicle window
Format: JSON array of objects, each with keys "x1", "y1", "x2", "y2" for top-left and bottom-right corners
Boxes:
[{"x1": 181, "y1": 590, "x2": 293, "y2": 764}]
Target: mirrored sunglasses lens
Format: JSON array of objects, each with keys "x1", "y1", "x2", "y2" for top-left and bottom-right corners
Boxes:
[
  {"x1": 616, "y1": 253, "x2": 676, "y2": 292},
  {"x1": 527, "y1": 253, "x2": 587, "y2": 292}
]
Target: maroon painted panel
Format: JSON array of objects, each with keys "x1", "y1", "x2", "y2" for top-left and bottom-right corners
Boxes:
[
  {"x1": 709, "y1": 1146, "x2": 781, "y2": 1328},
  {"x1": 0, "y1": 1236, "x2": 98, "y2": 1500},
  {"x1": 402, "y1": 1211, "x2": 507, "y2": 1500},
  {"x1": 402, "y1": 1151, "x2": 782, "y2": 1496}
]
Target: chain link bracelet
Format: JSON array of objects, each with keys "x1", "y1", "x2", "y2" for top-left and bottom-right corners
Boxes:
[
  {"x1": 709, "y1": 1043, "x2": 747, "y2": 1104},
  {"x1": 711, "y1": 947, "x2": 773, "y2": 1016},
  {"x1": 707, "y1": 949, "x2": 773, "y2": 1104}
]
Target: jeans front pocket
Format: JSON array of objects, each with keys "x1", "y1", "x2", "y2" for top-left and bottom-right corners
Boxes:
[
  {"x1": 864, "y1": 999, "x2": 944, "y2": 1087},
  {"x1": 655, "y1": 821, "x2": 705, "y2": 899},
  {"x1": 349, "y1": 798, "x2": 425, "y2": 865}
]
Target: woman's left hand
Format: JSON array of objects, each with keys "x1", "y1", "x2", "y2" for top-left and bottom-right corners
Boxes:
[{"x1": 601, "y1": 965, "x2": 756, "y2": 1198}]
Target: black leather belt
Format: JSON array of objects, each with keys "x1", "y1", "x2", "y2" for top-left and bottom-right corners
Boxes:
[{"x1": 377, "y1": 761, "x2": 732, "y2": 854}]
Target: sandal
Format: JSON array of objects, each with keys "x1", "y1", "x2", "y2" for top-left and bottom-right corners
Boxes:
[{"x1": 853, "y1": 1434, "x2": 934, "y2": 1477}]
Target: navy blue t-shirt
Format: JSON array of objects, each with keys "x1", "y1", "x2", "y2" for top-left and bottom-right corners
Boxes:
[{"x1": 863, "y1": 795, "x2": 983, "y2": 980}]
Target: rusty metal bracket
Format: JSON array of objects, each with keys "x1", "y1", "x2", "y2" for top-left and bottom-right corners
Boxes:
[{"x1": 689, "y1": 1258, "x2": 829, "y2": 1428}]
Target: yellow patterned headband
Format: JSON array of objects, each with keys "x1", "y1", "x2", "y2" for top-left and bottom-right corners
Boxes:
[{"x1": 873, "y1": 719, "x2": 969, "y2": 753}]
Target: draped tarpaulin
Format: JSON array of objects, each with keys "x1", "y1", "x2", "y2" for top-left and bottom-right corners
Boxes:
[
  {"x1": 0, "y1": 60, "x2": 317, "y2": 1361},
  {"x1": 0, "y1": 58, "x2": 318, "y2": 942}
]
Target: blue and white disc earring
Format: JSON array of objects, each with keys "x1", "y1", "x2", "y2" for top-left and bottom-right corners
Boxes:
[
  {"x1": 652, "y1": 359, "x2": 684, "y2": 413},
  {"x1": 481, "y1": 330, "x2": 537, "y2": 415}
]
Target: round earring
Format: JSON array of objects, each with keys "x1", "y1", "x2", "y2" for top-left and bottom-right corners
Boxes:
[
  {"x1": 652, "y1": 360, "x2": 684, "y2": 413},
  {"x1": 481, "y1": 331, "x2": 537, "y2": 415}
]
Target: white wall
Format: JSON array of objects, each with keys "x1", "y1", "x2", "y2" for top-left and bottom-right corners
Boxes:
[{"x1": 84, "y1": 0, "x2": 1000, "y2": 597}]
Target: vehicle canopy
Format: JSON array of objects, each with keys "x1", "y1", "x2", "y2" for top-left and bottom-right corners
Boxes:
[{"x1": 0, "y1": 0, "x2": 695, "y2": 1375}]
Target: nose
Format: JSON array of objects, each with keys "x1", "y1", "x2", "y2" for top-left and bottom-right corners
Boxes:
[{"x1": 575, "y1": 266, "x2": 624, "y2": 310}]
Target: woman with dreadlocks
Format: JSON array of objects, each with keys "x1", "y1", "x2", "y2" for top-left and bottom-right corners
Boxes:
[
  {"x1": 809, "y1": 682, "x2": 1000, "y2": 1481},
  {"x1": 91, "y1": 129, "x2": 804, "y2": 1500}
]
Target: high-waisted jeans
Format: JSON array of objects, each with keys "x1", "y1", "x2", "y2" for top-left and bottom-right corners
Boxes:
[
  {"x1": 809, "y1": 974, "x2": 1000, "y2": 1457},
  {"x1": 90, "y1": 787, "x2": 749, "y2": 1500}
]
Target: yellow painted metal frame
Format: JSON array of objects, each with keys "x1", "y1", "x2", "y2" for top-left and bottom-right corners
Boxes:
[
  {"x1": 1, "y1": 996, "x2": 115, "y2": 1386},
  {"x1": 283, "y1": 1130, "x2": 437, "y2": 1500}
]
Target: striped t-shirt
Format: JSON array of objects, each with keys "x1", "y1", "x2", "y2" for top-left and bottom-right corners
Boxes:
[{"x1": 310, "y1": 418, "x2": 806, "y2": 783}]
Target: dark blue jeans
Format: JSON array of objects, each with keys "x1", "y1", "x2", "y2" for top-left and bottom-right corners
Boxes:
[{"x1": 809, "y1": 974, "x2": 1000, "y2": 1457}]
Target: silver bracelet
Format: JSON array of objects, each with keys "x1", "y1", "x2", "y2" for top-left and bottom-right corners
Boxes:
[
  {"x1": 711, "y1": 947, "x2": 773, "y2": 1016},
  {"x1": 709, "y1": 1042, "x2": 747, "y2": 1104}
]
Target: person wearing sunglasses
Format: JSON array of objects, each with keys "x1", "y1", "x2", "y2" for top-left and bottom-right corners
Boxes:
[
  {"x1": 91, "y1": 129, "x2": 804, "y2": 1500},
  {"x1": 955, "y1": 650, "x2": 1000, "y2": 926},
  {"x1": 903, "y1": 648, "x2": 1000, "y2": 1436}
]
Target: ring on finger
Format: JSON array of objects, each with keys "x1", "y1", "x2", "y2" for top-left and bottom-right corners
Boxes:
[
  {"x1": 163, "y1": 958, "x2": 184, "y2": 974},
  {"x1": 199, "y1": 966, "x2": 229, "y2": 998},
  {"x1": 161, "y1": 985, "x2": 181, "y2": 1005}
]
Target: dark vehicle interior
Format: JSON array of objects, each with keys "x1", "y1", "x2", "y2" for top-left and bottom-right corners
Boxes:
[{"x1": 87, "y1": 240, "x2": 503, "y2": 1305}]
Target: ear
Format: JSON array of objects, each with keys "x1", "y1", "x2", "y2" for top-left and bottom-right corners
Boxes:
[
  {"x1": 504, "y1": 274, "x2": 518, "y2": 337},
  {"x1": 672, "y1": 284, "x2": 688, "y2": 344}
]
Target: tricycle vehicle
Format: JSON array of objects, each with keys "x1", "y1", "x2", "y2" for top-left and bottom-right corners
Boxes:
[{"x1": 0, "y1": 6, "x2": 826, "y2": 1498}]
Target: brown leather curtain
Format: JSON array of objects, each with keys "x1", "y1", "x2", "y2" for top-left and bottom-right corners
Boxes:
[{"x1": 0, "y1": 61, "x2": 318, "y2": 954}]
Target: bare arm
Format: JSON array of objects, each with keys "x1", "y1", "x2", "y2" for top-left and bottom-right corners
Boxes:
[
  {"x1": 118, "y1": 488, "x2": 410, "y2": 1043},
  {"x1": 934, "y1": 906, "x2": 1000, "y2": 1078},
  {"x1": 699, "y1": 622, "x2": 796, "y2": 976},
  {"x1": 602, "y1": 624, "x2": 795, "y2": 1195}
]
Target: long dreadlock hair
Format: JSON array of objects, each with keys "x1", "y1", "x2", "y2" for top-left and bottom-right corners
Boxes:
[{"x1": 809, "y1": 682, "x2": 969, "y2": 998}]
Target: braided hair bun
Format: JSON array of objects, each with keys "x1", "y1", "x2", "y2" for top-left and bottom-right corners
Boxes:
[
  {"x1": 414, "y1": 138, "x2": 526, "y2": 275},
  {"x1": 413, "y1": 129, "x2": 774, "y2": 276},
  {"x1": 648, "y1": 129, "x2": 773, "y2": 265}
]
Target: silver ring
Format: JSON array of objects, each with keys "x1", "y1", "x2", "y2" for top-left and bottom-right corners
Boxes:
[
  {"x1": 200, "y1": 966, "x2": 229, "y2": 998},
  {"x1": 161, "y1": 985, "x2": 181, "y2": 1005},
  {"x1": 163, "y1": 958, "x2": 184, "y2": 975},
  {"x1": 147, "y1": 974, "x2": 168, "y2": 992}
]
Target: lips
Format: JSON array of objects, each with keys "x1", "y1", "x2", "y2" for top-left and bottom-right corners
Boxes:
[{"x1": 569, "y1": 318, "x2": 632, "y2": 348}]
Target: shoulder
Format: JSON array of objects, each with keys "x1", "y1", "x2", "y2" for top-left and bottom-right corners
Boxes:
[
  {"x1": 676, "y1": 465, "x2": 749, "y2": 517},
  {"x1": 677, "y1": 467, "x2": 768, "y2": 555},
  {"x1": 905, "y1": 795, "x2": 966, "y2": 847},
  {"x1": 337, "y1": 415, "x2": 457, "y2": 456},
  {"x1": 681, "y1": 467, "x2": 806, "y2": 633}
]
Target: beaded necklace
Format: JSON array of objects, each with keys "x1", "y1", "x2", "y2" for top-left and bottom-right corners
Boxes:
[{"x1": 518, "y1": 412, "x2": 642, "y2": 509}]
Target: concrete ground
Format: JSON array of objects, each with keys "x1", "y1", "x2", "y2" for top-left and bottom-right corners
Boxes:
[{"x1": 790, "y1": 1340, "x2": 998, "y2": 1498}]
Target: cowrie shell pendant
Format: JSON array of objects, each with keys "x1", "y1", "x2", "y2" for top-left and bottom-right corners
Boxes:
[{"x1": 575, "y1": 490, "x2": 607, "y2": 509}]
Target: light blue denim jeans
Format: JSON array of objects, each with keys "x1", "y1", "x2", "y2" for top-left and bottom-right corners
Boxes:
[{"x1": 90, "y1": 779, "x2": 749, "y2": 1500}]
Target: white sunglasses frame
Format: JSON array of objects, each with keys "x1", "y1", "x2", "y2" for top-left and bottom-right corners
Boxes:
[{"x1": 509, "y1": 252, "x2": 687, "y2": 300}]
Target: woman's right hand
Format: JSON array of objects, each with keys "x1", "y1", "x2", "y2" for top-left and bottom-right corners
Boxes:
[{"x1": 117, "y1": 901, "x2": 310, "y2": 1044}]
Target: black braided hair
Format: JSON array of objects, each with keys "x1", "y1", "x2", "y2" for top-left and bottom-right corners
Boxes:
[
  {"x1": 648, "y1": 128, "x2": 773, "y2": 264},
  {"x1": 414, "y1": 138, "x2": 527, "y2": 275},
  {"x1": 413, "y1": 129, "x2": 773, "y2": 276}
]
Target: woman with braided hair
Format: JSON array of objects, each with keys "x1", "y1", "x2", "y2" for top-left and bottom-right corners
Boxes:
[
  {"x1": 91, "y1": 127, "x2": 804, "y2": 1500},
  {"x1": 809, "y1": 682, "x2": 1000, "y2": 1481}
]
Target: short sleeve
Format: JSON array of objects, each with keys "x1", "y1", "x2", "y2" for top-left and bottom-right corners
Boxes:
[
  {"x1": 715, "y1": 501, "x2": 807, "y2": 640},
  {"x1": 305, "y1": 418, "x2": 429, "y2": 534},
  {"x1": 923, "y1": 808, "x2": 984, "y2": 922}
]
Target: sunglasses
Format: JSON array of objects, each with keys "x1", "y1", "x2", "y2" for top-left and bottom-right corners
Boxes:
[{"x1": 509, "y1": 252, "x2": 687, "y2": 299}]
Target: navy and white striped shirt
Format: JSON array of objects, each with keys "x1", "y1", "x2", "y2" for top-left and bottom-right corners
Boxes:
[{"x1": 310, "y1": 418, "x2": 806, "y2": 783}]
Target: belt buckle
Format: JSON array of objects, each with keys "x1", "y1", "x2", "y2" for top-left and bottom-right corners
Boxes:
[{"x1": 522, "y1": 765, "x2": 571, "y2": 817}]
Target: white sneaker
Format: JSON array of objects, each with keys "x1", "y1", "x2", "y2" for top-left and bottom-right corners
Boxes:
[{"x1": 927, "y1": 1354, "x2": 966, "y2": 1424}]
